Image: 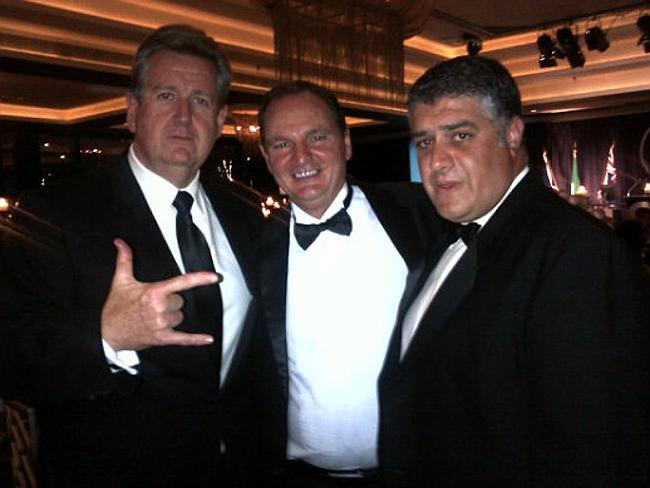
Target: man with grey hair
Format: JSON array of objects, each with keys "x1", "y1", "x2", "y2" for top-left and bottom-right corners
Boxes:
[
  {"x1": 378, "y1": 56, "x2": 649, "y2": 486},
  {"x1": 1, "y1": 24, "x2": 261, "y2": 486}
]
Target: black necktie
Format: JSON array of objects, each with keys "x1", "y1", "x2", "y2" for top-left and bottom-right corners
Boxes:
[
  {"x1": 294, "y1": 187, "x2": 353, "y2": 250},
  {"x1": 172, "y1": 191, "x2": 223, "y2": 367},
  {"x1": 446, "y1": 222, "x2": 481, "y2": 246}
]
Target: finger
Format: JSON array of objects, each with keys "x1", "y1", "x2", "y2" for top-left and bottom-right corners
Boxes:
[
  {"x1": 167, "y1": 309, "x2": 184, "y2": 329},
  {"x1": 165, "y1": 293, "x2": 184, "y2": 312},
  {"x1": 155, "y1": 271, "x2": 220, "y2": 296},
  {"x1": 156, "y1": 330, "x2": 214, "y2": 347},
  {"x1": 111, "y1": 238, "x2": 134, "y2": 287}
]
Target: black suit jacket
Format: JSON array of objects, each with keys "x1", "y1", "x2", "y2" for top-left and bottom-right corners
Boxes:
[
  {"x1": 0, "y1": 157, "x2": 262, "y2": 486},
  {"x1": 378, "y1": 172, "x2": 650, "y2": 487},
  {"x1": 253, "y1": 181, "x2": 438, "y2": 475}
]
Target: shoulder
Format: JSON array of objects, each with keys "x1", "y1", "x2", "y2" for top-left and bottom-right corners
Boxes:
[
  {"x1": 503, "y1": 179, "x2": 641, "y2": 269},
  {"x1": 355, "y1": 179, "x2": 445, "y2": 242},
  {"x1": 201, "y1": 175, "x2": 268, "y2": 225},
  {"x1": 16, "y1": 158, "x2": 128, "y2": 225}
]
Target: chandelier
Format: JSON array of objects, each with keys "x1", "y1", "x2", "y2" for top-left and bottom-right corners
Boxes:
[{"x1": 257, "y1": 0, "x2": 433, "y2": 105}]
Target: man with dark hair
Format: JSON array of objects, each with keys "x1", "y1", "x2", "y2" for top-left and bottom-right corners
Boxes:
[
  {"x1": 255, "y1": 81, "x2": 435, "y2": 486},
  {"x1": 0, "y1": 24, "x2": 261, "y2": 486},
  {"x1": 378, "y1": 56, "x2": 650, "y2": 486}
]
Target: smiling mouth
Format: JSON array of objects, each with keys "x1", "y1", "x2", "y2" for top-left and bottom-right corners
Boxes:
[{"x1": 293, "y1": 168, "x2": 320, "y2": 179}]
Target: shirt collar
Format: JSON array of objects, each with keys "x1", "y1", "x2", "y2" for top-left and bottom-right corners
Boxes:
[
  {"x1": 128, "y1": 144, "x2": 202, "y2": 209},
  {"x1": 292, "y1": 182, "x2": 349, "y2": 225},
  {"x1": 471, "y1": 166, "x2": 529, "y2": 228}
]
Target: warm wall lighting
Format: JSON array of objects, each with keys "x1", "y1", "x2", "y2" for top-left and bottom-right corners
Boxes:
[{"x1": 0, "y1": 197, "x2": 10, "y2": 213}]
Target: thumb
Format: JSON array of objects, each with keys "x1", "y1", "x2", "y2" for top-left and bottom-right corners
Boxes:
[{"x1": 111, "y1": 238, "x2": 135, "y2": 286}]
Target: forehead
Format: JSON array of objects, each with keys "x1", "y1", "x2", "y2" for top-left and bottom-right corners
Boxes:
[
  {"x1": 144, "y1": 51, "x2": 217, "y2": 89},
  {"x1": 265, "y1": 92, "x2": 338, "y2": 129},
  {"x1": 409, "y1": 95, "x2": 491, "y2": 127}
]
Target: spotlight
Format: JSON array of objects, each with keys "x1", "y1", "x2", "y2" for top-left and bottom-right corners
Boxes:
[
  {"x1": 637, "y1": 15, "x2": 650, "y2": 53},
  {"x1": 556, "y1": 26, "x2": 585, "y2": 68},
  {"x1": 463, "y1": 33, "x2": 482, "y2": 56},
  {"x1": 537, "y1": 34, "x2": 561, "y2": 68},
  {"x1": 584, "y1": 26, "x2": 609, "y2": 52}
]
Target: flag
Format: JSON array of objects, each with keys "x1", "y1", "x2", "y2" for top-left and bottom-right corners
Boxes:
[
  {"x1": 570, "y1": 144, "x2": 581, "y2": 195},
  {"x1": 601, "y1": 143, "x2": 617, "y2": 186},
  {"x1": 542, "y1": 148, "x2": 559, "y2": 191}
]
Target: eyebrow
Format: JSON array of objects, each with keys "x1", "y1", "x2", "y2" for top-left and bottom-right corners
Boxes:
[
  {"x1": 265, "y1": 126, "x2": 331, "y2": 143},
  {"x1": 150, "y1": 84, "x2": 176, "y2": 92},
  {"x1": 440, "y1": 120, "x2": 478, "y2": 131},
  {"x1": 150, "y1": 85, "x2": 213, "y2": 98},
  {"x1": 411, "y1": 119, "x2": 479, "y2": 139}
]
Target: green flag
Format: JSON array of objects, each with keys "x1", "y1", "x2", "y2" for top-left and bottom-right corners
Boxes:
[{"x1": 570, "y1": 145, "x2": 581, "y2": 195}]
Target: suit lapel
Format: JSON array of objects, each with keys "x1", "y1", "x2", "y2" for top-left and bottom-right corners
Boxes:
[
  {"x1": 200, "y1": 175, "x2": 264, "y2": 390},
  {"x1": 100, "y1": 159, "x2": 222, "y2": 384},
  {"x1": 385, "y1": 172, "x2": 540, "y2": 378},
  {"x1": 399, "y1": 242, "x2": 478, "y2": 370},
  {"x1": 380, "y1": 234, "x2": 449, "y2": 383},
  {"x1": 107, "y1": 157, "x2": 180, "y2": 283},
  {"x1": 359, "y1": 182, "x2": 422, "y2": 272},
  {"x1": 257, "y1": 211, "x2": 290, "y2": 392},
  {"x1": 201, "y1": 176, "x2": 259, "y2": 292}
]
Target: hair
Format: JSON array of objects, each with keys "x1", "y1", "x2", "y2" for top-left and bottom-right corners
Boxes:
[
  {"x1": 258, "y1": 81, "x2": 346, "y2": 144},
  {"x1": 131, "y1": 24, "x2": 231, "y2": 106},
  {"x1": 408, "y1": 56, "x2": 521, "y2": 139}
]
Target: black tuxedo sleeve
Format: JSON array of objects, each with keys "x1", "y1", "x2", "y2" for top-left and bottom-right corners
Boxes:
[{"x1": 0, "y1": 189, "x2": 118, "y2": 405}]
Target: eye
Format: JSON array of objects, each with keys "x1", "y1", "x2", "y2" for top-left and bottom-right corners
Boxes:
[
  {"x1": 193, "y1": 95, "x2": 211, "y2": 108},
  {"x1": 414, "y1": 138, "x2": 432, "y2": 151},
  {"x1": 309, "y1": 133, "x2": 328, "y2": 143},
  {"x1": 452, "y1": 132, "x2": 472, "y2": 142},
  {"x1": 156, "y1": 91, "x2": 174, "y2": 101},
  {"x1": 270, "y1": 140, "x2": 290, "y2": 151}
]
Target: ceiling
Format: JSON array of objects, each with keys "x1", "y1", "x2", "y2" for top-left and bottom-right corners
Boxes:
[{"x1": 1, "y1": 0, "x2": 650, "y2": 131}]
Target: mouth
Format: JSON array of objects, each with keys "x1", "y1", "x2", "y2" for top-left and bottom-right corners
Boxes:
[
  {"x1": 293, "y1": 168, "x2": 320, "y2": 179},
  {"x1": 435, "y1": 180, "x2": 460, "y2": 190}
]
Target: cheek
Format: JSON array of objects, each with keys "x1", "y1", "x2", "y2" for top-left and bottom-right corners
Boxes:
[
  {"x1": 422, "y1": 179, "x2": 437, "y2": 201},
  {"x1": 418, "y1": 158, "x2": 435, "y2": 184},
  {"x1": 267, "y1": 156, "x2": 289, "y2": 178},
  {"x1": 197, "y1": 118, "x2": 219, "y2": 138}
]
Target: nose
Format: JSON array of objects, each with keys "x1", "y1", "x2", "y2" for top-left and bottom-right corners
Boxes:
[
  {"x1": 428, "y1": 142, "x2": 453, "y2": 173},
  {"x1": 293, "y1": 142, "x2": 311, "y2": 165},
  {"x1": 174, "y1": 97, "x2": 192, "y2": 124}
]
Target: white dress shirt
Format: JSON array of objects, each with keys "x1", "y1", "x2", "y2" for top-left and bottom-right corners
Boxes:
[
  {"x1": 102, "y1": 145, "x2": 251, "y2": 384},
  {"x1": 286, "y1": 183, "x2": 408, "y2": 470},
  {"x1": 401, "y1": 167, "x2": 529, "y2": 357}
]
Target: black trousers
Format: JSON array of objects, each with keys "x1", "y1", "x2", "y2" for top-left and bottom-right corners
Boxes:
[{"x1": 278, "y1": 460, "x2": 382, "y2": 488}]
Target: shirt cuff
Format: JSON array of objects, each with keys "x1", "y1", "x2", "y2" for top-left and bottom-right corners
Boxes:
[{"x1": 102, "y1": 339, "x2": 140, "y2": 375}]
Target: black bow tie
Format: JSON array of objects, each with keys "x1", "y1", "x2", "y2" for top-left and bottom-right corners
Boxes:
[
  {"x1": 294, "y1": 187, "x2": 353, "y2": 250},
  {"x1": 446, "y1": 222, "x2": 481, "y2": 246}
]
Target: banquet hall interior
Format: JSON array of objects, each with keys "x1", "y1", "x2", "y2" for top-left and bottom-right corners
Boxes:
[{"x1": 1, "y1": 1, "x2": 650, "y2": 486}]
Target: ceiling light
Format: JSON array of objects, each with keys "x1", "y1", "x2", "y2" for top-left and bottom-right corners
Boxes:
[
  {"x1": 637, "y1": 15, "x2": 650, "y2": 53},
  {"x1": 556, "y1": 27, "x2": 585, "y2": 68},
  {"x1": 537, "y1": 34, "x2": 561, "y2": 68},
  {"x1": 462, "y1": 33, "x2": 482, "y2": 56},
  {"x1": 584, "y1": 26, "x2": 609, "y2": 52}
]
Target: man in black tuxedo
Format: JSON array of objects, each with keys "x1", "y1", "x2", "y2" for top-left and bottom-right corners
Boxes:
[
  {"x1": 254, "y1": 81, "x2": 435, "y2": 486},
  {"x1": 378, "y1": 55, "x2": 650, "y2": 487},
  {"x1": 0, "y1": 25, "x2": 261, "y2": 487}
]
